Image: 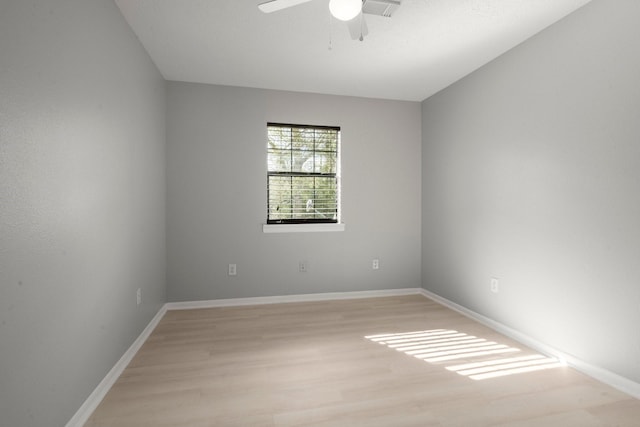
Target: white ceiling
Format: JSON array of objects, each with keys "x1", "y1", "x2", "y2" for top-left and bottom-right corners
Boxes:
[{"x1": 114, "y1": 0, "x2": 592, "y2": 101}]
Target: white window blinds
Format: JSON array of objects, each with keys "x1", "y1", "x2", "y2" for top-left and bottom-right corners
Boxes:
[{"x1": 267, "y1": 123, "x2": 340, "y2": 224}]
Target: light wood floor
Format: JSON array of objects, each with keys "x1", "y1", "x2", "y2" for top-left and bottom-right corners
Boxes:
[{"x1": 85, "y1": 294, "x2": 640, "y2": 426}]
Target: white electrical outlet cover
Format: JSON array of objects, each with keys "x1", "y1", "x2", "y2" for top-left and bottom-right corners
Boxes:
[
  {"x1": 491, "y1": 278, "x2": 499, "y2": 293},
  {"x1": 228, "y1": 264, "x2": 237, "y2": 276}
]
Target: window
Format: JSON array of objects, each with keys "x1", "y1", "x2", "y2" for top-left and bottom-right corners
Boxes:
[{"x1": 267, "y1": 123, "x2": 340, "y2": 224}]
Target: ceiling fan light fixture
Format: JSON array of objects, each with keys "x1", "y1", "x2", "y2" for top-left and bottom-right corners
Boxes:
[{"x1": 329, "y1": 0, "x2": 361, "y2": 21}]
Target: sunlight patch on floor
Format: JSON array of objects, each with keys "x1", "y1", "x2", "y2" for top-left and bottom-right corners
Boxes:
[{"x1": 365, "y1": 329, "x2": 563, "y2": 380}]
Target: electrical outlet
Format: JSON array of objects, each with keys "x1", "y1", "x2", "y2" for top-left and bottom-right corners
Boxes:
[
  {"x1": 372, "y1": 259, "x2": 380, "y2": 270},
  {"x1": 228, "y1": 264, "x2": 237, "y2": 276},
  {"x1": 136, "y1": 288, "x2": 141, "y2": 306},
  {"x1": 299, "y1": 261, "x2": 307, "y2": 273},
  {"x1": 491, "y1": 278, "x2": 499, "y2": 293}
]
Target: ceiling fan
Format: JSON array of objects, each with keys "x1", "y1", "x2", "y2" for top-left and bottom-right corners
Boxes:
[{"x1": 258, "y1": 0, "x2": 401, "y2": 41}]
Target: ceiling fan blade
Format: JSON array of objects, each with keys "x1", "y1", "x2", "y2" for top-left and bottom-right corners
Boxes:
[
  {"x1": 347, "y1": 12, "x2": 368, "y2": 41},
  {"x1": 258, "y1": 0, "x2": 314, "y2": 13}
]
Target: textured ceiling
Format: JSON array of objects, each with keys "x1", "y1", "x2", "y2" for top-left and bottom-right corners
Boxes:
[{"x1": 115, "y1": 0, "x2": 592, "y2": 101}]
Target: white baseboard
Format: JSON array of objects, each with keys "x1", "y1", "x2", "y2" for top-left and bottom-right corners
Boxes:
[
  {"x1": 65, "y1": 305, "x2": 167, "y2": 427},
  {"x1": 165, "y1": 287, "x2": 423, "y2": 310},
  {"x1": 418, "y1": 288, "x2": 640, "y2": 400}
]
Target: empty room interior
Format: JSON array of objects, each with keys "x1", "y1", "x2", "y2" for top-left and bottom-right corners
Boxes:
[{"x1": 2, "y1": 0, "x2": 640, "y2": 425}]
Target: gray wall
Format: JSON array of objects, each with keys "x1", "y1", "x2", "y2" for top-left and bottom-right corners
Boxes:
[
  {"x1": 167, "y1": 82, "x2": 421, "y2": 301},
  {"x1": 0, "y1": 1, "x2": 166, "y2": 425},
  {"x1": 421, "y1": 0, "x2": 640, "y2": 383}
]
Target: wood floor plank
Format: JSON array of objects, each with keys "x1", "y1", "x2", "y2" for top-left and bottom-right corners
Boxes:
[{"x1": 85, "y1": 294, "x2": 640, "y2": 426}]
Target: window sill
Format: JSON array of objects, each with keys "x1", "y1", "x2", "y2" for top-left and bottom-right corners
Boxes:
[{"x1": 262, "y1": 223, "x2": 346, "y2": 233}]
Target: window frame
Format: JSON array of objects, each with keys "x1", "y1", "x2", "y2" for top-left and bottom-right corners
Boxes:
[{"x1": 266, "y1": 122, "x2": 341, "y2": 225}]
